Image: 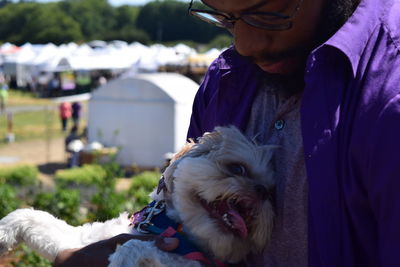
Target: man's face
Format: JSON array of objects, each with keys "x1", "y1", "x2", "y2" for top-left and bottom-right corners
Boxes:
[{"x1": 202, "y1": 0, "x2": 326, "y2": 74}]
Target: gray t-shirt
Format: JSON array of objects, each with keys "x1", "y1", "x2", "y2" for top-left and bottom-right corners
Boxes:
[{"x1": 245, "y1": 77, "x2": 308, "y2": 267}]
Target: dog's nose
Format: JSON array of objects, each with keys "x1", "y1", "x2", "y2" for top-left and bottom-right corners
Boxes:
[{"x1": 254, "y1": 184, "x2": 269, "y2": 201}]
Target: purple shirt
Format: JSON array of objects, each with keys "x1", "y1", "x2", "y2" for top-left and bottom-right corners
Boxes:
[{"x1": 187, "y1": 0, "x2": 400, "y2": 266}]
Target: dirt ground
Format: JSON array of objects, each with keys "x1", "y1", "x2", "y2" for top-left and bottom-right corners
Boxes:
[{"x1": 0, "y1": 137, "x2": 67, "y2": 187}]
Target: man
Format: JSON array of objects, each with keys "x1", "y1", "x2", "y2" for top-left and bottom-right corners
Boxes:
[{"x1": 55, "y1": 0, "x2": 400, "y2": 266}]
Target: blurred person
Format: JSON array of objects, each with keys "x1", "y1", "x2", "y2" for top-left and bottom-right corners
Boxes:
[
  {"x1": 65, "y1": 125, "x2": 83, "y2": 168},
  {"x1": 37, "y1": 71, "x2": 51, "y2": 97},
  {"x1": 59, "y1": 102, "x2": 72, "y2": 132},
  {"x1": 98, "y1": 76, "x2": 107, "y2": 87},
  {"x1": 0, "y1": 82, "x2": 9, "y2": 114},
  {"x1": 71, "y1": 102, "x2": 82, "y2": 129},
  {"x1": 48, "y1": 75, "x2": 60, "y2": 97}
]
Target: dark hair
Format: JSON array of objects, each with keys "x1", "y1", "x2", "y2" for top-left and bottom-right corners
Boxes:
[{"x1": 317, "y1": 0, "x2": 360, "y2": 44}]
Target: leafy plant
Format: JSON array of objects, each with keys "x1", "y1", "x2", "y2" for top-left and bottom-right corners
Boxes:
[
  {"x1": 0, "y1": 184, "x2": 21, "y2": 219},
  {"x1": 128, "y1": 171, "x2": 160, "y2": 194},
  {"x1": 127, "y1": 171, "x2": 161, "y2": 211},
  {"x1": 32, "y1": 187, "x2": 81, "y2": 225},
  {"x1": 0, "y1": 165, "x2": 39, "y2": 186},
  {"x1": 55, "y1": 164, "x2": 106, "y2": 186},
  {"x1": 88, "y1": 157, "x2": 126, "y2": 222},
  {"x1": 11, "y1": 245, "x2": 51, "y2": 267},
  {"x1": 89, "y1": 186, "x2": 126, "y2": 222}
]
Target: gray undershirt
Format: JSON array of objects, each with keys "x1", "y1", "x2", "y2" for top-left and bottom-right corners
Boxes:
[{"x1": 244, "y1": 77, "x2": 308, "y2": 267}]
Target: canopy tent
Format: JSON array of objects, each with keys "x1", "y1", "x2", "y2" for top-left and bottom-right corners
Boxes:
[{"x1": 88, "y1": 72, "x2": 199, "y2": 167}]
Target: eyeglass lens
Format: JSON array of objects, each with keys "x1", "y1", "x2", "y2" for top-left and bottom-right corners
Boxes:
[
  {"x1": 191, "y1": 11, "x2": 231, "y2": 27},
  {"x1": 189, "y1": 0, "x2": 299, "y2": 30}
]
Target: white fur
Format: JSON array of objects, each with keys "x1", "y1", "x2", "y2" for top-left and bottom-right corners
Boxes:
[
  {"x1": 108, "y1": 241, "x2": 202, "y2": 267},
  {"x1": 0, "y1": 126, "x2": 276, "y2": 266},
  {"x1": 0, "y1": 208, "x2": 132, "y2": 260}
]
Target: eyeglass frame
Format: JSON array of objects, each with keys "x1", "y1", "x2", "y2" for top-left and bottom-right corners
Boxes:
[{"x1": 188, "y1": 0, "x2": 304, "y2": 31}]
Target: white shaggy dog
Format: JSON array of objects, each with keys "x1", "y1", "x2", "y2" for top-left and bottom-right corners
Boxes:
[{"x1": 0, "y1": 126, "x2": 276, "y2": 267}]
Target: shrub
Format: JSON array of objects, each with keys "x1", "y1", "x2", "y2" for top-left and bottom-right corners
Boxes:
[
  {"x1": 128, "y1": 171, "x2": 160, "y2": 193},
  {"x1": 32, "y1": 187, "x2": 81, "y2": 225},
  {"x1": 0, "y1": 184, "x2": 21, "y2": 219},
  {"x1": 87, "y1": 159, "x2": 126, "y2": 222},
  {"x1": 0, "y1": 165, "x2": 39, "y2": 186},
  {"x1": 89, "y1": 187, "x2": 126, "y2": 222},
  {"x1": 55, "y1": 164, "x2": 106, "y2": 186},
  {"x1": 127, "y1": 171, "x2": 161, "y2": 211},
  {"x1": 11, "y1": 245, "x2": 51, "y2": 267}
]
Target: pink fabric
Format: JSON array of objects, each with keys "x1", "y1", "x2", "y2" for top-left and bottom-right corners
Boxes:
[
  {"x1": 160, "y1": 226, "x2": 176, "y2": 237},
  {"x1": 59, "y1": 102, "x2": 72, "y2": 119}
]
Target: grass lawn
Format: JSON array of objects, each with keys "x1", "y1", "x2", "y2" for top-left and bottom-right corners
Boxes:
[
  {"x1": 7, "y1": 90, "x2": 55, "y2": 107},
  {"x1": 0, "y1": 109, "x2": 62, "y2": 144},
  {"x1": 0, "y1": 90, "x2": 86, "y2": 145}
]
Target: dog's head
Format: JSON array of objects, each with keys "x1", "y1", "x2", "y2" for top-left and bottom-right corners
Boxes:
[{"x1": 151, "y1": 126, "x2": 276, "y2": 263}]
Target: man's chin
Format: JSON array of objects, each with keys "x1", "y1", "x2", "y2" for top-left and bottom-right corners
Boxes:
[{"x1": 256, "y1": 57, "x2": 304, "y2": 75}]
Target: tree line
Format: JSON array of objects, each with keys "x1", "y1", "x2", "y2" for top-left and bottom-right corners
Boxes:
[{"x1": 0, "y1": 0, "x2": 232, "y2": 47}]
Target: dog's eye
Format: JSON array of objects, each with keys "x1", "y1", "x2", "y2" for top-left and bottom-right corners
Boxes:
[{"x1": 227, "y1": 163, "x2": 247, "y2": 176}]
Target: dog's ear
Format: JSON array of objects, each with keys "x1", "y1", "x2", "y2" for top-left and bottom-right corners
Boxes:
[
  {"x1": 182, "y1": 130, "x2": 224, "y2": 158},
  {"x1": 170, "y1": 140, "x2": 196, "y2": 163},
  {"x1": 150, "y1": 140, "x2": 197, "y2": 201}
]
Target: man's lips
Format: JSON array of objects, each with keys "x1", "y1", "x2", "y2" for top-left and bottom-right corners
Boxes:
[
  {"x1": 256, "y1": 59, "x2": 290, "y2": 73},
  {"x1": 255, "y1": 56, "x2": 301, "y2": 74}
]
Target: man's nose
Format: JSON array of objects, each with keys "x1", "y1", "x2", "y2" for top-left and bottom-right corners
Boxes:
[{"x1": 232, "y1": 21, "x2": 271, "y2": 58}]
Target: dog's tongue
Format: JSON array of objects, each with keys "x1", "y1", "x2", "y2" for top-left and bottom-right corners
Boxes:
[{"x1": 227, "y1": 208, "x2": 248, "y2": 238}]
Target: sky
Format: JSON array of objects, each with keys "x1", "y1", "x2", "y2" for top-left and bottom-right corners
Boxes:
[{"x1": 26, "y1": 0, "x2": 186, "y2": 6}]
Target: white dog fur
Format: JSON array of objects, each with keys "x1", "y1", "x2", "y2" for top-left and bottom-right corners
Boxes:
[{"x1": 0, "y1": 126, "x2": 276, "y2": 266}]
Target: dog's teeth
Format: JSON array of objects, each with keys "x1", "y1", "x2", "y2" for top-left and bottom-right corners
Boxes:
[{"x1": 223, "y1": 213, "x2": 233, "y2": 228}]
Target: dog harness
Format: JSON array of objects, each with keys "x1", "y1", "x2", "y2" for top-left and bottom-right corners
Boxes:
[{"x1": 130, "y1": 200, "x2": 226, "y2": 267}]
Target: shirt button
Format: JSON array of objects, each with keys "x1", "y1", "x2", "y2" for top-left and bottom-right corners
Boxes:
[{"x1": 274, "y1": 119, "x2": 285, "y2": 130}]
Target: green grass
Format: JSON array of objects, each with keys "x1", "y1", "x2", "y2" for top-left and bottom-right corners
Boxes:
[
  {"x1": 0, "y1": 109, "x2": 61, "y2": 144},
  {"x1": 7, "y1": 89, "x2": 55, "y2": 107}
]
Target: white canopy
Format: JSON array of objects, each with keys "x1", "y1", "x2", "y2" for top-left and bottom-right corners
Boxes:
[{"x1": 88, "y1": 72, "x2": 199, "y2": 167}]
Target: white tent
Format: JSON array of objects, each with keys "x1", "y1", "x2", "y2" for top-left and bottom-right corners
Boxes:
[
  {"x1": 88, "y1": 72, "x2": 199, "y2": 167},
  {"x1": 3, "y1": 43, "x2": 39, "y2": 87}
]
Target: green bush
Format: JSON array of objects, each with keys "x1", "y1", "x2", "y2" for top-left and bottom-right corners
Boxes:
[
  {"x1": 128, "y1": 171, "x2": 160, "y2": 192},
  {"x1": 55, "y1": 164, "x2": 106, "y2": 186},
  {"x1": 11, "y1": 245, "x2": 51, "y2": 267},
  {"x1": 0, "y1": 165, "x2": 39, "y2": 186},
  {"x1": 0, "y1": 184, "x2": 21, "y2": 219},
  {"x1": 32, "y1": 187, "x2": 81, "y2": 225},
  {"x1": 127, "y1": 171, "x2": 161, "y2": 211},
  {"x1": 89, "y1": 187, "x2": 126, "y2": 222},
  {"x1": 87, "y1": 159, "x2": 126, "y2": 222}
]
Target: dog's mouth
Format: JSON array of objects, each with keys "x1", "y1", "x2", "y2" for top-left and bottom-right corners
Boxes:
[{"x1": 200, "y1": 196, "x2": 253, "y2": 238}]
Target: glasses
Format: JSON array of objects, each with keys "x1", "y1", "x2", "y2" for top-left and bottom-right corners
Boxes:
[{"x1": 188, "y1": 0, "x2": 303, "y2": 31}]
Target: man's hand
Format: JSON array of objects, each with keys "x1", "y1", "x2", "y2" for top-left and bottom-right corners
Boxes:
[{"x1": 53, "y1": 234, "x2": 179, "y2": 267}]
